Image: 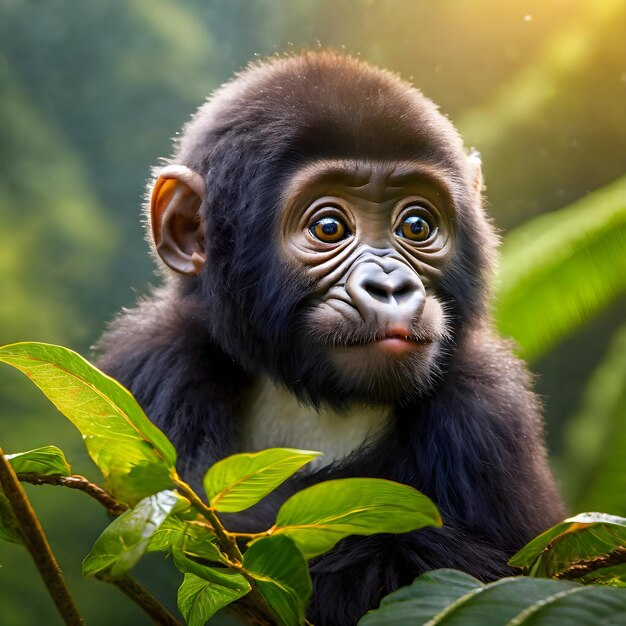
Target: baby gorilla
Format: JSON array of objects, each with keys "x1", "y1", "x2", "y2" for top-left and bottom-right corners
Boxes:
[{"x1": 97, "y1": 52, "x2": 564, "y2": 625}]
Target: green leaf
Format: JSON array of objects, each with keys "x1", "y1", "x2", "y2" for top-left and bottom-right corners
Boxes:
[
  {"x1": 0, "y1": 493, "x2": 22, "y2": 544},
  {"x1": 243, "y1": 535, "x2": 312, "y2": 626},
  {"x1": 173, "y1": 549, "x2": 249, "y2": 592},
  {"x1": 496, "y1": 176, "x2": 626, "y2": 361},
  {"x1": 83, "y1": 490, "x2": 184, "y2": 577},
  {"x1": 272, "y1": 478, "x2": 441, "y2": 559},
  {"x1": 358, "y1": 569, "x2": 626, "y2": 625},
  {"x1": 0, "y1": 342, "x2": 177, "y2": 504},
  {"x1": 146, "y1": 515, "x2": 187, "y2": 553},
  {"x1": 147, "y1": 517, "x2": 225, "y2": 564},
  {"x1": 6, "y1": 445, "x2": 71, "y2": 476},
  {"x1": 509, "y1": 512, "x2": 626, "y2": 581},
  {"x1": 203, "y1": 448, "x2": 320, "y2": 513},
  {"x1": 177, "y1": 573, "x2": 248, "y2": 626}
]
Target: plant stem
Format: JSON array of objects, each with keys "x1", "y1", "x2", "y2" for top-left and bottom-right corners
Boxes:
[
  {"x1": 174, "y1": 477, "x2": 244, "y2": 562},
  {"x1": 173, "y1": 476, "x2": 277, "y2": 625},
  {"x1": 17, "y1": 473, "x2": 127, "y2": 516},
  {"x1": 99, "y1": 573, "x2": 183, "y2": 626},
  {"x1": 0, "y1": 448, "x2": 85, "y2": 626}
]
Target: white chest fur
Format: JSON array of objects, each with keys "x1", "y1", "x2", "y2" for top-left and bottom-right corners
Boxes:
[{"x1": 238, "y1": 377, "x2": 391, "y2": 470}]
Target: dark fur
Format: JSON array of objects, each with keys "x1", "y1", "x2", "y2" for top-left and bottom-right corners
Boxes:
[{"x1": 97, "y1": 53, "x2": 564, "y2": 625}]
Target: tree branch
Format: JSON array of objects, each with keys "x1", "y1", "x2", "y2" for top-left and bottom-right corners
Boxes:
[
  {"x1": 17, "y1": 473, "x2": 127, "y2": 516},
  {"x1": 98, "y1": 573, "x2": 183, "y2": 626},
  {"x1": 0, "y1": 449, "x2": 85, "y2": 626}
]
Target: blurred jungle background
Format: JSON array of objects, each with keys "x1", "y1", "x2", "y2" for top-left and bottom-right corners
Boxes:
[{"x1": 0, "y1": 0, "x2": 625, "y2": 623}]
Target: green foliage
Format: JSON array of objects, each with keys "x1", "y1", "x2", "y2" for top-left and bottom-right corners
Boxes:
[
  {"x1": 510, "y1": 512, "x2": 626, "y2": 583},
  {"x1": 0, "y1": 342, "x2": 441, "y2": 625},
  {"x1": 495, "y1": 176, "x2": 626, "y2": 362},
  {"x1": 83, "y1": 490, "x2": 186, "y2": 578},
  {"x1": 0, "y1": 342, "x2": 176, "y2": 504},
  {"x1": 204, "y1": 448, "x2": 320, "y2": 513},
  {"x1": 358, "y1": 569, "x2": 626, "y2": 625},
  {"x1": 6, "y1": 446, "x2": 71, "y2": 476},
  {"x1": 177, "y1": 573, "x2": 248, "y2": 626},
  {"x1": 243, "y1": 536, "x2": 312, "y2": 626},
  {"x1": 272, "y1": 478, "x2": 442, "y2": 560}
]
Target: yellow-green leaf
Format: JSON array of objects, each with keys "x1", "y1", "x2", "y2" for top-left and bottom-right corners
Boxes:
[
  {"x1": 6, "y1": 446, "x2": 71, "y2": 476},
  {"x1": 204, "y1": 448, "x2": 320, "y2": 513},
  {"x1": 0, "y1": 342, "x2": 176, "y2": 504},
  {"x1": 272, "y1": 478, "x2": 441, "y2": 559}
]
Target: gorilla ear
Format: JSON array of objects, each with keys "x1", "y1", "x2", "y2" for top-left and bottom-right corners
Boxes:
[
  {"x1": 468, "y1": 149, "x2": 484, "y2": 199},
  {"x1": 150, "y1": 165, "x2": 206, "y2": 275}
]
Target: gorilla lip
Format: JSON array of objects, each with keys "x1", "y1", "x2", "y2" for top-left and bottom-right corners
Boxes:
[{"x1": 375, "y1": 331, "x2": 431, "y2": 352}]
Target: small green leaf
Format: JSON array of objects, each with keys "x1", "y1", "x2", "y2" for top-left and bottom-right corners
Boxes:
[
  {"x1": 510, "y1": 512, "x2": 626, "y2": 581},
  {"x1": 0, "y1": 494, "x2": 22, "y2": 544},
  {"x1": 204, "y1": 448, "x2": 320, "y2": 513},
  {"x1": 177, "y1": 573, "x2": 248, "y2": 626},
  {"x1": 243, "y1": 535, "x2": 312, "y2": 626},
  {"x1": 0, "y1": 342, "x2": 177, "y2": 504},
  {"x1": 83, "y1": 490, "x2": 184, "y2": 577},
  {"x1": 358, "y1": 569, "x2": 626, "y2": 625},
  {"x1": 173, "y1": 549, "x2": 249, "y2": 592},
  {"x1": 273, "y1": 478, "x2": 441, "y2": 559},
  {"x1": 6, "y1": 445, "x2": 71, "y2": 476}
]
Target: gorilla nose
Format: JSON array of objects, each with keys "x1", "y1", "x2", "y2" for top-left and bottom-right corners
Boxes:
[{"x1": 346, "y1": 261, "x2": 425, "y2": 326}]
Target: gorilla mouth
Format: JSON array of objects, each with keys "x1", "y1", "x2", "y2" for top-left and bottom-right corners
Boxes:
[{"x1": 345, "y1": 329, "x2": 435, "y2": 350}]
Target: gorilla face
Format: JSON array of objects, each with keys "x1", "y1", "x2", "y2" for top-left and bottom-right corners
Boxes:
[{"x1": 279, "y1": 159, "x2": 454, "y2": 404}]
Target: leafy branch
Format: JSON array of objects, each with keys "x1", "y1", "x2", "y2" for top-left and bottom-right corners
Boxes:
[{"x1": 17, "y1": 473, "x2": 128, "y2": 516}]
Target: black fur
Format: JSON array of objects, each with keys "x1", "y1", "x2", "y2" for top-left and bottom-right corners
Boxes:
[{"x1": 97, "y1": 53, "x2": 564, "y2": 625}]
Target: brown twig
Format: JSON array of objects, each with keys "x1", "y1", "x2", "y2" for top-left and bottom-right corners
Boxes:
[
  {"x1": 555, "y1": 546, "x2": 626, "y2": 580},
  {"x1": 0, "y1": 449, "x2": 85, "y2": 625},
  {"x1": 98, "y1": 573, "x2": 183, "y2": 626},
  {"x1": 17, "y1": 473, "x2": 128, "y2": 516}
]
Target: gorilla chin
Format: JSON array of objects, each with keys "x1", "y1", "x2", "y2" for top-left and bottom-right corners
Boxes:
[{"x1": 329, "y1": 338, "x2": 442, "y2": 404}]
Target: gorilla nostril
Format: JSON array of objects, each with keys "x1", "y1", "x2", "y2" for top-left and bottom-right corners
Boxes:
[
  {"x1": 393, "y1": 283, "x2": 415, "y2": 303},
  {"x1": 363, "y1": 281, "x2": 390, "y2": 303}
]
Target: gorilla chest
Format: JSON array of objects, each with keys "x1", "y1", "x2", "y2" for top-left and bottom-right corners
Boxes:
[{"x1": 237, "y1": 377, "x2": 391, "y2": 469}]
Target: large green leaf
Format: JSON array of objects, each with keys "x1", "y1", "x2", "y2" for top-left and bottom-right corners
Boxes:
[
  {"x1": 6, "y1": 445, "x2": 71, "y2": 476},
  {"x1": 496, "y1": 176, "x2": 626, "y2": 361},
  {"x1": 0, "y1": 493, "x2": 22, "y2": 544},
  {"x1": 510, "y1": 512, "x2": 626, "y2": 581},
  {"x1": 558, "y1": 324, "x2": 626, "y2": 515},
  {"x1": 177, "y1": 573, "x2": 248, "y2": 626},
  {"x1": 243, "y1": 535, "x2": 312, "y2": 626},
  {"x1": 272, "y1": 478, "x2": 441, "y2": 559},
  {"x1": 204, "y1": 448, "x2": 320, "y2": 513},
  {"x1": 83, "y1": 490, "x2": 184, "y2": 577},
  {"x1": 358, "y1": 569, "x2": 626, "y2": 625},
  {"x1": 0, "y1": 342, "x2": 176, "y2": 503}
]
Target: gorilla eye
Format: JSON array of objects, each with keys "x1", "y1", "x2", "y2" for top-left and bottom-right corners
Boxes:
[
  {"x1": 396, "y1": 214, "x2": 435, "y2": 243},
  {"x1": 310, "y1": 217, "x2": 350, "y2": 243}
]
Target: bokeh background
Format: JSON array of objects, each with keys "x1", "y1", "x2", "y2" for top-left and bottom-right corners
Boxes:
[{"x1": 1, "y1": 0, "x2": 625, "y2": 623}]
